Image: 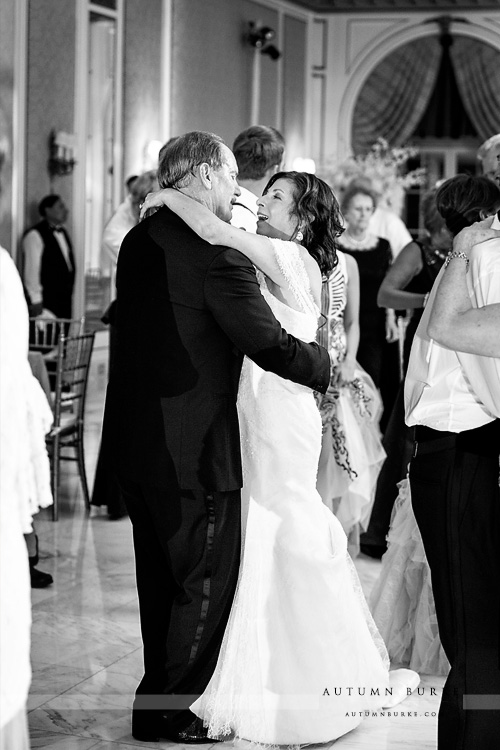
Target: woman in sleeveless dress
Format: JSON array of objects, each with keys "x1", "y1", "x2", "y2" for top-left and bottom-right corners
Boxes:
[
  {"x1": 141, "y1": 172, "x2": 418, "y2": 746},
  {"x1": 361, "y1": 190, "x2": 450, "y2": 559},
  {"x1": 337, "y1": 184, "x2": 400, "y2": 430},
  {"x1": 316, "y1": 251, "x2": 386, "y2": 557}
]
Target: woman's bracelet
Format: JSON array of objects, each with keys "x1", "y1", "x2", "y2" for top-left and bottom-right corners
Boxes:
[{"x1": 444, "y1": 251, "x2": 469, "y2": 271}]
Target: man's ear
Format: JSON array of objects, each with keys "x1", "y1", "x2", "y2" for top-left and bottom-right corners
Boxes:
[{"x1": 198, "y1": 163, "x2": 212, "y2": 190}]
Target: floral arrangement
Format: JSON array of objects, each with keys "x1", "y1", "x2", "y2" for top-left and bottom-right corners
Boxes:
[{"x1": 318, "y1": 137, "x2": 426, "y2": 216}]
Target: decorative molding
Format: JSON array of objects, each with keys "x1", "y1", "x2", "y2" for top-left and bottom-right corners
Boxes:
[
  {"x1": 73, "y1": 0, "x2": 89, "y2": 318},
  {"x1": 88, "y1": 3, "x2": 116, "y2": 17},
  {"x1": 161, "y1": 0, "x2": 172, "y2": 139},
  {"x1": 312, "y1": 17, "x2": 327, "y2": 69},
  {"x1": 251, "y1": 0, "x2": 312, "y2": 21},
  {"x1": 114, "y1": 0, "x2": 124, "y2": 207},
  {"x1": 286, "y1": 0, "x2": 500, "y2": 11},
  {"x1": 337, "y1": 15, "x2": 500, "y2": 159},
  {"x1": 345, "y1": 16, "x2": 407, "y2": 73},
  {"x1": 276, "y1": 10, "x2": 285, "y2": 129}
]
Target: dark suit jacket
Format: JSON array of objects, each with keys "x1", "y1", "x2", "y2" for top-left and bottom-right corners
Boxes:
[{"x1": 103, "y1": 207, "x2": 330, "y2": 492}]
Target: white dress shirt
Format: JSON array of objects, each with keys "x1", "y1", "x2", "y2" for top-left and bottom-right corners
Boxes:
[
  {"x1": 231, "y1": 185, "x2": 258, "y2": 233},
  {"x1": 405, "y1": 238, "x2": 500, "y2": 431},
  {"x1": 102, "y1": 196, "x2": 137, "y2": 267},
  {"x1": 22, "y1": 226, "x2": 72, "y2": 306},
  {"x1": 369, "y1": 207, "x2": 412, "y2": 258}
]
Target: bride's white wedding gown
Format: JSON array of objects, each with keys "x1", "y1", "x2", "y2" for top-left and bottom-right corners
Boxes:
[{"x1": 191, "y1": 240, "x2": 417, "y2": 745}]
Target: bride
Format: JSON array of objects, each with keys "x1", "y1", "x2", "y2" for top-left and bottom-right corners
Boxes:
[{"x1": 141, "y1": 172, "x2": 418, "y2": 746}]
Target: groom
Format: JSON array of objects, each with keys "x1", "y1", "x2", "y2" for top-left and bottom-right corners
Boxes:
[{"x1": 102, "y1": 131, "x2": 331, "y2": 743}]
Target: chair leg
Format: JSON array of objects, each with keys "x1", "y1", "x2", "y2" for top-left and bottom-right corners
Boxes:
[
  {"x1": 52, "y1": 436, "x2": 60, "y2": 521},
  {"x1": 77, "y1": 427, "x2": 91, "y2": 511}
]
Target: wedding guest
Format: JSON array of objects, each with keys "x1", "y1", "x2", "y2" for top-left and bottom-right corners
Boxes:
[
  {"x1": 350, "y1": 175, "x2": 413, "y2": 258},
  {"x1": 360, "y1": 190, "x2": 450, "y2": 558},
  {"x1": 477, "y1": 133, "x2": 500, "y2": 189},
  {"x1": 231, "y1": 125, "x2": 285, "y2": 231},
  {"x1": 0, "y1": 247, "x2": 53, "y2": 749},
  {"x1": 338, "y1": 183, "x2": 399, "y2": 425},
  {"x1": 478, "y1": 133, "x2": 500, "y2": 232},
  {"x1": 125, "y1": 174, "x2": 139, "y2": 194},
  {"x1": 22, "y1": 195, "x2": 75, "y2": 319},
  {"x1": 102, "y1": 170, "x2": 158, "y2": 273},
  {"x1": 370, "y1": 179, "x2": 500, "y2": 685},
  {"x1": 316, "y1": 249, "x2": 386, "y2": 557},
  {"x1": 405, "y1": 174, "x2": 500, "y2": 749}
]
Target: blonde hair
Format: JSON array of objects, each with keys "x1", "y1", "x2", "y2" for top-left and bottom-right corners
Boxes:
[
  {"x1": 477, "y1": 134, "x2": 500, "y2": 164},
  {"x1": 130, "y1": 170, "x2": 158, "y2": 205}
]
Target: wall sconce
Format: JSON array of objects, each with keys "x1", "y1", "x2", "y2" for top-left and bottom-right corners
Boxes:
[
  {"x1": 48, "y1": 130, "x2": 77, "y2": 177},
  {"x1": 245, "y1": 21, "x2": 281, "y2": 60}
]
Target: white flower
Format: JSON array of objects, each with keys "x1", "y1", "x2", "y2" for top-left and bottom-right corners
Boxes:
[{"x1": 318, "y1": 138, "x2": 426, "y2": 214}]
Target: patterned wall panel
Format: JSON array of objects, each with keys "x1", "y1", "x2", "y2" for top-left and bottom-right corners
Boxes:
[
  {"x1": 123, "y1": 0, "x2": 163, "y2": 179},
  {"x1": 26, "y1": 0, "x2": 75, "y2": 226},
  {"x1": 171, "y1": 0, "x2": 307, "y2": 150},
  {"x1": 171, "y1": 0, "x2": 249, "y2": 144}
]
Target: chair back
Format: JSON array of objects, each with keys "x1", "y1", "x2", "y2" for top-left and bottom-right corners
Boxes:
[
  {"x1": 29, "y1": 317, "x2": 85, "y2": 355},
  {"x1": 52, "y1": 332, "x2": 95, "y2": 430}
]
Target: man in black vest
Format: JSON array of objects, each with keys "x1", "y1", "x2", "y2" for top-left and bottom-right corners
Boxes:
[
  {"x1": 22, "y1": 194, "x2": 75, "y2": 319},
  {"x1": 101, "y1": 131, "x2": 330, "y2": 743}
]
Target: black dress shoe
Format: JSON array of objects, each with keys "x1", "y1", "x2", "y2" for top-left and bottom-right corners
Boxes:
[
  {"x1": 176, "y1": 717, "x2": 219, "y2": 744},
  {"x1": 360, "y1": 543, "x2": 387, "y2": 560},
  {"x1": 30, "y1": 567, "x2": 54, "y2": 588},
  {"x1": 132, "y1": 715, "x2": 219, "y2": 744}
]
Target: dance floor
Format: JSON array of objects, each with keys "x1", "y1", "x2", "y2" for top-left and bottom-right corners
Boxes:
[{"x1": 29, "y1": 334, "x2": 444, "y2": 749}]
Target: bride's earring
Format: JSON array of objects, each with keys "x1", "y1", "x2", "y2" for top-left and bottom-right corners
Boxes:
[{"x1": 295, "y1": 229, "x2": 304, "y2": 242}]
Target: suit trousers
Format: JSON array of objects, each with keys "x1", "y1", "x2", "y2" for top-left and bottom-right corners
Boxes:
[
  {"x1": 409, "y1": 421, "x2": 500, "y2": 750},
  {"x1": 118, "y1": 478, "x2": 241, "y2": 734},
  {"x1": 360, "y1": 382, "x2": 413, "y2": 549}
]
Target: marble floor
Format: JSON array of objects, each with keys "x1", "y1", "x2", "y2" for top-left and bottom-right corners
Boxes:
[{"x1": 28, "y1": 338, "x2": 444, "y2": 749}]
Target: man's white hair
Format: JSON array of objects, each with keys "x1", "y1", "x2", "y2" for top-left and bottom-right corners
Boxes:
[{"x1": 477, "y1": 134, "x2": 500, "y2": 164}]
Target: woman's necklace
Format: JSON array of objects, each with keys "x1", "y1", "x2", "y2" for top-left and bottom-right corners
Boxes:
[
  {"x1": 345, "y1": 231, "x2": 368, "y2": 245},
  {"x1": 341, "y1": 230, "x2": 377, "y2": 250}
]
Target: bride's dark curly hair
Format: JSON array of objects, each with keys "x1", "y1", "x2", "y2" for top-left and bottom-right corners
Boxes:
[{"x1": 263, "y1": 171, "x2": 343, "y2": 276}]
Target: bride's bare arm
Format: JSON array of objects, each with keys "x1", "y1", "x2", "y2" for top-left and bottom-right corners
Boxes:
[{"x1": 140, "y1": 188, "x2": 316, "y2": 295}]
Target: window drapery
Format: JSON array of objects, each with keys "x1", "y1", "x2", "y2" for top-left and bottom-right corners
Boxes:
[
  {"x1": 450, "y1": 37, "x2": 500, "y2": 141},
  {"x1": 352, "y1": 37, "x2": 441, "y2": 155},
  {"x1": 352, "y1": 35, "x2": 500, "y2": 154}
]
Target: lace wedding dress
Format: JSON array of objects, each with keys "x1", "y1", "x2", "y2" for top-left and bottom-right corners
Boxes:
[{"x1": 191, "y1": 240, "x2": 417, "y2": 746}]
